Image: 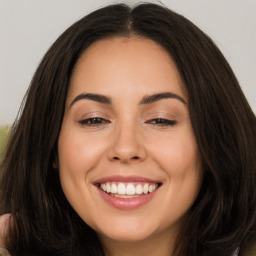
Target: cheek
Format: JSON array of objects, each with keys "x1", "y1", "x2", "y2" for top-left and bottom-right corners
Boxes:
[
  {"x1": 57, "y1": 129, "x2": 107, "y2": 216},
  {"x1": 58, "y1": 131, "x2": 106, "y2": 176},
  {"x1": 150, "y1": 131, "x2": 200, "y2": 176},
  {"x1": 57, "y1": 129, "x2": 110, "y2": 208},
  {"x1": 159, "y1": 142, "x2": 202, "y2": 197},
  {"x1": 150, "y1": 130, "x2": 202, "y2": 206}
]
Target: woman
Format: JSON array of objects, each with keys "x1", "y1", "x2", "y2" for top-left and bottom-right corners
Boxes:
[{"x1": 0, "y1": 3, "x2": 256, "y2": 256}]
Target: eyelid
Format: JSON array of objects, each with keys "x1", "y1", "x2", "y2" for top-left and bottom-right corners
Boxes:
[
  {"x1": 145, "y1": 118, "x2": 177, "y2": 127},
  {"x1": 143, "y1": 111, "x2": 178, "y2": 127},
  {"x1": 145, "y1": 111, "x2": 177, "y2": 120},
  {"x1": 75, "y1": 111, "x2": 111, "y2": 127},
  {"x1": 76, "y1": 111, "x2": 110, "y2": 120},
  {"x1": 78, "y1": 117, "x2": 110, "y2": 127}
]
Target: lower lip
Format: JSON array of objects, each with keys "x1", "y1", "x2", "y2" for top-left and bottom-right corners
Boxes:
[{"x1": 96, "y1": 186, "x2": 159, "y2": 210}]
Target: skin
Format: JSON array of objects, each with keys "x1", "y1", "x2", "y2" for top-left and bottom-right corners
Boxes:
[
  {"x1": 58, "y1": 36, "x2": 202, "y2": 256},
  {"x1": 0, "y1": 214, "x2": 10, "y2": 248}
]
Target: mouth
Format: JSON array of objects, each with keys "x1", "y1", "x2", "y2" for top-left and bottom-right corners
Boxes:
[
  {"x1": 94, "y1": 175, "x2": 162, "y2": 210},
  {"x1": 98, "y1": 182, "x2": 160, "y2": 198}
]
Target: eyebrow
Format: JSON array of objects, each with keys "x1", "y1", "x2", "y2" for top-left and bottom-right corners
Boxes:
[
  {"x1": 70, "y1": 93, "x2": 112, "y2": 108},
  {"x1": 139, "y1": 92, "x2": 187, "y2": 105},
  {"x1": 69, "y1": 91, "x2": 186, "y2": 108}
]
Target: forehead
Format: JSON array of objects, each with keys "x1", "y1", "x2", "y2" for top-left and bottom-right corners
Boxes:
[{"x1": 68, "y1": 36, "x2": 187, "y2": 102}]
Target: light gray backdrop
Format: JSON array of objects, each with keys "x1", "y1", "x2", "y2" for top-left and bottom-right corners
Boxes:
[{"x1": 0, "y1": 0, "x2": 255, "y2": 125}]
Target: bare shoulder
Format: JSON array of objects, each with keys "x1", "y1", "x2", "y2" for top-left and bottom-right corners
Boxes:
[{"x1": 0, "y1": 214, "x2": 11, "y2": 247}]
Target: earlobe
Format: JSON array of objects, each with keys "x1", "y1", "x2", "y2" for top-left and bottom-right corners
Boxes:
[
  {"x1": 53, "y1": 157, "x2": 59, "y2": 169},
  {"x1": 52, "y1": 148, "x2": 59, "y2": 169},
  {"x1": 53, "y1": 162, "x2": 58, "y2": 169}
]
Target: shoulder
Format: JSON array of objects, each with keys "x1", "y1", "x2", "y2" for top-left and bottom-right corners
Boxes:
[{"x1": 0, "y1": 214, "x2": 11, "y2": 247}]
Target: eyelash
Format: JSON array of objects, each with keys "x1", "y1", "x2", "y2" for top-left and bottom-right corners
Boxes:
[
  {"x1": 146, "y1": 118, "x2": 177, "y2": 127},
  {"x1": 78, "y1": 117, "x2": 110, "y2": 127},
  {"x1": 78, "y1": 117, "x2": 177, "y2": 127}
]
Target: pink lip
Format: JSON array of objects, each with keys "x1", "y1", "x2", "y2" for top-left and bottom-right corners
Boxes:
[
  {"x1": 93, "y1": 175, "x2": 161, "y2": 184},
  {"x1": 93, "y1": 175, "x2": 161, "y2": 210},
  {"x1": 97, "y1": 187, "x2": 159, "y2": 210}
]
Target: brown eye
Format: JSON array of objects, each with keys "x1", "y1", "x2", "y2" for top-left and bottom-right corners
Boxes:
[
  {"x1": 146, "y1": 118, "x2": 177, "y2": 127},
  {"x1": 79, "y1": 117, "x2": 110, "y2": 127}
]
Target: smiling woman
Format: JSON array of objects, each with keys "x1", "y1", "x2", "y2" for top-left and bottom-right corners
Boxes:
[
  {"x1": 58, "y1": 37, "x2": 202, "y2": 254},
  {"x1": 0, "y1": 2, "x2": 256, "y2": 256}
]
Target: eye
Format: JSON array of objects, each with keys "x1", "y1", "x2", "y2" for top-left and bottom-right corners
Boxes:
[
  {"x1": 78, "y1": 117, "x2": 110, "y2": 127},
  {"x1": 146, "y1": 118, "x2": 177, "y2": 127}
]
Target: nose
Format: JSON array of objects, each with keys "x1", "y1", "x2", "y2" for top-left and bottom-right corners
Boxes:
[{"x1": 106, "y1": 123, "x2": 147, "y2": 164}]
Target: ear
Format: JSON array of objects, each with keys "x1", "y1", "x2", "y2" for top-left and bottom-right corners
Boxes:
[
  {"x1": 52, "y1": 148, "x2": 59, "y2": 169},
  {"x1": 53, "y1": 161, "x2": 58, "y2": 169}
]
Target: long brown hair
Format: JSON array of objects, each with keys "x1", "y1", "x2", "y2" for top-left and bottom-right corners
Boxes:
[{"x1": 1, "y1": 3, "x2": 256, "y2": 256}]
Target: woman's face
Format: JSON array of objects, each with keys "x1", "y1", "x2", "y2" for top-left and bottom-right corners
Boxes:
[{"x1": 58, "y1": 37, "x2": 202, "y2": 245}]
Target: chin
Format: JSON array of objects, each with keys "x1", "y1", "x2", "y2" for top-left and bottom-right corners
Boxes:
[
  {"x1": 92, "y1": 217, "x2": 158, "y2": 243},
  {"x1": 99, "y1": 228, "x2": 156, "y2": 243}
]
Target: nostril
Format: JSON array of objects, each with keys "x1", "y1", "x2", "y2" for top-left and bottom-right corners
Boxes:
[{"x1": 112, "y1": 156, "x2": 139, "y2": 161}]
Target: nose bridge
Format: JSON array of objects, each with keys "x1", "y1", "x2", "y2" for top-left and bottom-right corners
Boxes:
[{"x1": 107, "y1": 117, "x2": 146, "y2": 162}]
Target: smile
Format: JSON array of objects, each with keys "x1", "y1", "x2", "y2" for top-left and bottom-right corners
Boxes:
[
  {"x1": 94, "y1": 175, "x2": 162, "y2": 210},
  {"x1": 99, "y1": 182, "x2": 159, "y2": 198}
]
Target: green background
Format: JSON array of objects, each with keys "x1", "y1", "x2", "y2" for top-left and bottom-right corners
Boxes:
[{"x1": 0, "y1": 126, "x2": 9, "y2": 161}]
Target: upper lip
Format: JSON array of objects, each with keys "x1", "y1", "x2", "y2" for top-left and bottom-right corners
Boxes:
[{"x1": 93, "y1": 175, "x2": 162, "y2": 184}]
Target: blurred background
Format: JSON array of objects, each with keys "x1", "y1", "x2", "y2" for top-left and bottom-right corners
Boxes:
[{"x1": 0, "y1": 0, "x2": 255, "y2": 156}]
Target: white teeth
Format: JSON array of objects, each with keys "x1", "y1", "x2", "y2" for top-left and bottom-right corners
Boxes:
[
  {"x1": 135, "y1": 184, "x2": 143, "y2": 195},
  {"x1": 117, "y1": 183, "x2": 126, "y2": 195},
  {"x1": 143, "y1": 184, "x2": 149, "y2": 194},
  {"x1": 126, "y1": 184, "x2": 136, "y2": 195},
  {"x1": 100, "y1": 182, "x2": 158, "y2": 196},
  {"x1": 111, "y1": 183, "x2": 118, "y2": 193},
  {"x1": 113, "y1": 194, "x2": 140, "y2": 198},
  {"x1": 106, "y1": 183, "x2": 111, "y2": 193}
]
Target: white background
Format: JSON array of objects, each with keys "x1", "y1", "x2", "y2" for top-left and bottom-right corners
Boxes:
[{"x1": 0, "y1": 0, "x2": 255, "y2": 125}]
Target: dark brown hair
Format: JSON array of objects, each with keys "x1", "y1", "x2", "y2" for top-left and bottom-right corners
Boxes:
[{"x1": 1, "y1": 3, "x2": 256, "y2": 256}]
